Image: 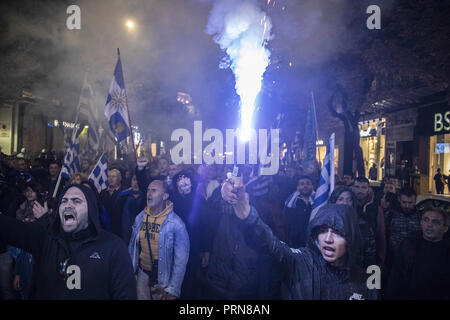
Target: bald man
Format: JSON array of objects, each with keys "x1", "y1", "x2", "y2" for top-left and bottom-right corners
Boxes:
[{"x1": 128, "y1": 179, "x2": 189, "y2": 300}]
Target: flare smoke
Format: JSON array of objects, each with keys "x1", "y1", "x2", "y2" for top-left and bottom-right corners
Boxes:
[{"x1": 207, "y1": 0, "x2": 272, "y2": 141}]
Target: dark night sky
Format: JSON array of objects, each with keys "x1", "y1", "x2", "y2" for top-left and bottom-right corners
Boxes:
[{"x1": 1, "y1": 0, "x2": 443, "y2": 143}]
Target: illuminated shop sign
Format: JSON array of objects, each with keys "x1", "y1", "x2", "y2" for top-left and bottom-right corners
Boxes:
[
  {"x1": 360, "y1": 127, "x2": 378, "y2": 137},
  {"x1": 434, "y1": 112, "x2": 450, "y2": 133},
  {"x1": 359, "y1": 119, "x2": 384, "y2": 137},
  {"x1": 417, "y1": 104, "x2": 450, "y2": 136},
  {"x1": 52, "y1": 120, "x2": 79, "y2": 129}
]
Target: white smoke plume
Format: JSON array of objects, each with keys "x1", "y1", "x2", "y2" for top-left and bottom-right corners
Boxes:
[{"x1": 206, "y1": 0, "x2": 272, "y2": 141}]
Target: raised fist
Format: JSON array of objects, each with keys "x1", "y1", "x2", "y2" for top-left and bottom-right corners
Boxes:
[{"x1": 137, "y1": 156, "x2": 149, "y2": 171}]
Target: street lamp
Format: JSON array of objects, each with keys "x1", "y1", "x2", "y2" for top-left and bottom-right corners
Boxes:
[{"x1": 125, "y1": 20, "x2": 135, "y2": 31}]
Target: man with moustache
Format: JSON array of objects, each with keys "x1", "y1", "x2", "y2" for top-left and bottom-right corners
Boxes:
[
  {"x1": 383, "y1": 187, "x2": 422, "y2": 284},
  {"x1": 351, "y1": 177, "x2": 373, "y2": 216},
  {"x1": 284, "y1": 176, "x2": 315, "y2": 248},
  {"x1": 346, "y1": 177, "x2": 376, "y2": 269},
  {"x1": 387, "y1": 187, "x2": 421, "y2": 253},
  {"x1": 0, "y1": 184, "x2": 136, "y2": 299}
]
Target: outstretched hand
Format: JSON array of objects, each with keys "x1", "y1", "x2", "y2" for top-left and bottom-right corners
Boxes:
[{"x1": 221, "y1": 179, "x2": 250, "y2": 220}]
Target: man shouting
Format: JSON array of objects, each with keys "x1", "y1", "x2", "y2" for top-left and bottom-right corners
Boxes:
[
  {"x1": 128, "y1": 177, "x2": 189, "y2": 300},
  {"x1": 0, "y1": 184, "x2": 136, "y2": 299}
]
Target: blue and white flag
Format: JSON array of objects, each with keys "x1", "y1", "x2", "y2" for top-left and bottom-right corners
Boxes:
[
  {"x1": 310, "y1": 133, "x2": 335, "y2": 221},
  {"x1": 105, "y1": 54, "x2": 130, "y2": 142},
  {"x1": 302, "y1": 95, "x2": 318, "y2": 176},
  {"x1": 61, "y1": 128, "x2": 81, "y2": 179},
  {"x1": 88, "y1": 153, "x2": 108, "y2": 193}
]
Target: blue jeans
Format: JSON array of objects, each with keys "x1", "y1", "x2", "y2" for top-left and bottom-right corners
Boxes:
[
  {"x1": 8, "y1": 247, "x2": 33, "y2": 300},
  {"x1": 0, "y1": 252, "x2": 18, "y2": 300}
]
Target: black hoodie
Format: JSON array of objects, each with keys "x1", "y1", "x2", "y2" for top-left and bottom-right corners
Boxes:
[
  {"x1": 243, "y1": 203, "x2": 378, "y2": 300},
  {"x1": 170, "y1": 171, "x2": 207, "y2": 254},
  {"x1": 0, "y1": 184, "x2": 136, "y2": 299}
]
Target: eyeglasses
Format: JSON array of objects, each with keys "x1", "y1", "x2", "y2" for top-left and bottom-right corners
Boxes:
[{"x1": 59, "y1": 257, "x2": 71, "y2": 281}]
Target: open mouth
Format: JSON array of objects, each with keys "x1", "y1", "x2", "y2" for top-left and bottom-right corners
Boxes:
[
  {"x1": 322, "y1": 246, "x2": 335, "y2": 257},
  {"x1": 63, "y1": 212, "x2": 77, "y2": 225}
]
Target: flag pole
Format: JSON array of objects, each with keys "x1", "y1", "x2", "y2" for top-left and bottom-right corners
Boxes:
[
  {"x1": 52, "y1": 169, "x2": 63, "y2": 198},
  {"x1": 330, "y1": 133, "x2": 335, "y2": 194},
  {"x1": 311, "y1": 91, "x2": 321, "y2": 166},
  {"x1": 117, "y1": 48, "x2": 137, "y2": 164}
]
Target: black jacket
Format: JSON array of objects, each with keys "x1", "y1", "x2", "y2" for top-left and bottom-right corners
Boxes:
[
  {"x1": 171, "y1": 186, "x2": 207, "y2": 256},
  {"x1": 283, "y1": 198, "x2": 312, "y2": 248},
  {"x1": 243, "y1": 203, "x2": 378, "y2": 300},
  {"x1": 0, "y1": 183, "x2": 22, "y2": 254},
  {"x1": 386, "y1": 231, "x2": 450, "y2": 299},
  {"x1": 99, "y1": 185, "x2": 126, "y2": 237},
  {"x1": 203, "y1": 190, "x2": 274, "y2": 299},
  {"x1": 0, "y1": 184, "x2": 136, "y2": 299}
]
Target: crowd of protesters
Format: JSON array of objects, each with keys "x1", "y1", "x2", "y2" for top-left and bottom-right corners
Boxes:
[{"x1": 0, "y1": 149, "x2": 449, "y2": 300}]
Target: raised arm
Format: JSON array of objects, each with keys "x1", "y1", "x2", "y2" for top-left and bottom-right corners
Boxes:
[
  {"x1": 135, "y1": 157, "x2": 150, "y2": 194},
  {"x1": 222, "y1": 181, "x2": 306, "y2": 284},
  {"x1": 0, "y1": 213, "x2": 46, "y2": 257}
]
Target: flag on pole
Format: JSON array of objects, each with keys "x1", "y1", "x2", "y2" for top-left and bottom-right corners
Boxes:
[
  {"x1": 302, "y1": 96, "x2": 318, "y2": 176},
  {"x1": 88, "y1": 153, "x2": 108, "y2": 193},
  {"x1": 77, "y1": 73, "x2": 100, "y2": 155},
  {"x1": 61, "y1": 128, "x2": 81, "y2": 179},
  {"x1": 105, "y1": 54, "x2": 130, "y2": 142},
  {"x1": 310, "y1": 133, "x2": 335, "y2": 221}
]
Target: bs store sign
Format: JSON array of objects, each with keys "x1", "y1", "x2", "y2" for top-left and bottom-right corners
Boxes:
[{"x1": 417, "y1": 103, "x2": 450, "y2": 136}]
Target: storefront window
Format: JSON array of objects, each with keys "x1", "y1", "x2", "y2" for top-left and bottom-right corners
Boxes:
[
  {"x1": 359, "y1": 119, "x2": 386, "y2": 181},
  {"x1": 429, "y1": 134, "x2": 450, "y2": 194}
]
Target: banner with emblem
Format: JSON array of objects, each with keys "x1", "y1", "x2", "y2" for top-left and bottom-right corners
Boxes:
[{"x1": 104, "y1": 51, "x2": 131, "y2": 142}]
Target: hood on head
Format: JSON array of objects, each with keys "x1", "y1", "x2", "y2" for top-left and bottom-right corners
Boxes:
[
  {"x1": 54, "y1": 184, "x2": 102, "y2": 236},
  {"x1": 307, "y1": 204, "x2": 362, "y2": 269}
]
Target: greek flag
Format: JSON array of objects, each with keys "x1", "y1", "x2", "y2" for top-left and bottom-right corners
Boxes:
[
  {"x1": 310, "y1": 133, "x2": 335, "y2": 221},
  {"x1": 105, "y1": 52, "x2": 130, "y2": 142},
  {"x1": 302, "y1": 97, "x2": 318, "y2": 176},
  {"x1": 61, "y1": 128, "x2": 81, "y2": 179},
  {"x1": 88, "y1": 154, "x2": 108, "y2": 193}
]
